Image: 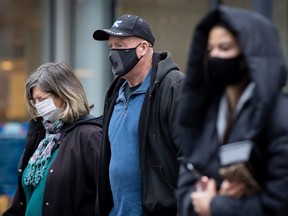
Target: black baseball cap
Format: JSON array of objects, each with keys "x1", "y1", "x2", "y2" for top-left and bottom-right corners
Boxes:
[{"x1": 93, "y1": 14, "x2": 155, "y2": 46}]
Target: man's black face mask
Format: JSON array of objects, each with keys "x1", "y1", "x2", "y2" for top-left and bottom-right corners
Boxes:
[{"x1": 109, "y1": 43, "x2": 142, "y2": 77}]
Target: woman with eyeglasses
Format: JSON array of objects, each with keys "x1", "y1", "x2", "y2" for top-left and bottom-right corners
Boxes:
[{"x1": 4, "y1": 62, "x2": 102, "y2": 216}]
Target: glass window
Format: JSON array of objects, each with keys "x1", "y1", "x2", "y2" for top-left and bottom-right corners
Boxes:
[
  {"x1": 222, "y1": 0, "x2": 251, "y2": 8},
  {"x1": 273, "y1": 0, "x2": 288, "y2": 58},
  {"x1": 0, "y1": 0, "x2": 46, "y2": 122}
]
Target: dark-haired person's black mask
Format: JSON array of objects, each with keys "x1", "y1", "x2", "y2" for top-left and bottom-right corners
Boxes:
[
  {"x1": 109, "y1": 43, "x2": 142, "y2": 77},
  {"x1": 205, "y1": 55, "x2": 249, "y2": 89}
]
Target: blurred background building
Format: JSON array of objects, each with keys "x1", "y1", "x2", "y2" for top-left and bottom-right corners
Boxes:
[{"x1": 0, "y1": 0, "x2": 287, "y2": 214}]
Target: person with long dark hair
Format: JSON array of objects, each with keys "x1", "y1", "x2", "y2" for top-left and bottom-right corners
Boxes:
[{"x1": 176, "y1": 6, "x2": 288, "y2": 216}]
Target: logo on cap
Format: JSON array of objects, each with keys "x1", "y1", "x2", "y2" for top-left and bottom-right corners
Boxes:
[{"x1": 112, "y1": 20, "x2": 122, "y2": 28}]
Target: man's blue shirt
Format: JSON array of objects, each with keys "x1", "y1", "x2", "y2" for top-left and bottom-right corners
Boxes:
[{"x1": 108, "y1": 71, "x2": 151, "y2": 216}]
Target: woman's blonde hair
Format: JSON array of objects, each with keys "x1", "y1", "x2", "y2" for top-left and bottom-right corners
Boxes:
[{"x1": 25, "y1": 62, "x2": 92, "y2": 123}]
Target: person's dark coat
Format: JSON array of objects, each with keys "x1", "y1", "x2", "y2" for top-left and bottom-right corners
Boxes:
[
  {"x1": 176, "y1": 6, "x2": 288, "y2": 216},
  {"x1": 4, "y1": 114, "x2": 102, "y2": 216},
  {"x1": 97, "y1": 51, "x2": 185, "y2": 216}
]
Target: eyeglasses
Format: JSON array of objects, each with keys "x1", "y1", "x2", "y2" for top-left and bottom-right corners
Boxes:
[{"x1": 30, "y1": 93, "x2": 52, "y2": 107}]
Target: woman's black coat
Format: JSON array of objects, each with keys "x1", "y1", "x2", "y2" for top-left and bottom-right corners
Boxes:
[
  {"x1": 176, "y1": 6, "x2": 288, "y2": 216},
  {"x1": 4, "y1": 114, "x2": 102, "y2": 216}
]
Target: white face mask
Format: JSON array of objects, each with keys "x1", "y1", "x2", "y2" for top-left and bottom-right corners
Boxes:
[{"x1": 35, "y1": 97, "x2": 61, "y2": 122}]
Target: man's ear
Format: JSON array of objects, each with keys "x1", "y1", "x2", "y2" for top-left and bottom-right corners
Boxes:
[{"x1": 140, "y1": 41, "x2": 149, "y2": 55}]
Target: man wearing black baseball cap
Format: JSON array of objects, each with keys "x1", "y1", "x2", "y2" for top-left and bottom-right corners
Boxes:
[
  {"x1": 93, "y1": 14, "x2": 155, "y2": 46},
  {"x1": 93, "y1": 14, "x2": 185, "y2": 216}
]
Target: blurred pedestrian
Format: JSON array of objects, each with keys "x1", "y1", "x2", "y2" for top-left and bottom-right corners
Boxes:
[
  {"x1": 176, "y1": 5, "x2": 288, "y2": 216},
  {"x1": 93, "y1": 14, "x2": 185, "y2": 215},
  {"x1": 4, "y1": 62, "x2": 102, "y2": 216}
]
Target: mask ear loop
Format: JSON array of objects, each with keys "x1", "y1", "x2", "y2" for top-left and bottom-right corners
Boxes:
[
  {"x1": 138, "y1": 40, "x2": 151, "y2": 59},
  {"x1": 59, "y1": 100, "x2": 67, "y2": 118}
]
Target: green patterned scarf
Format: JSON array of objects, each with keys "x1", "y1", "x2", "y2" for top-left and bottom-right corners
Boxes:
[{"x1": 24, "y1": 119, "x2": 64, "y2": 187}]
